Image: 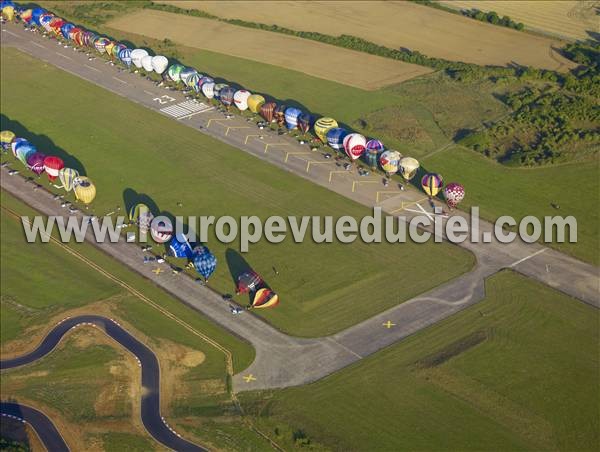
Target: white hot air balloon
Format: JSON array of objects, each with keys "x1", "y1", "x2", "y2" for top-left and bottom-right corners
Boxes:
[
  {"x1": 233, "y1": 90, "x2": 251, "y2": 111},
  {"x1": 151, "y1": 55, "x2": 168, "y2": 74},
  {"x1": 130, "y1": 48, "x2": 149, "y2": 69},
  {"x1": 141, "y1": 55, "x2": 154, "y2": 72},
  {"x1": 202, "y1": 81, "x2": 215, "y2": 99}
]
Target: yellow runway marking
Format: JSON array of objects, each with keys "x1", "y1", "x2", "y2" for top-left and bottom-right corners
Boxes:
[
  {"x1": 376, "y1": 191, "x2": 405, "y2": 204},
  {"x1": 244, "y1": 134, "x2": 263, "y2": 145},
  {"x1": 243, "y1": 374, "x2": 257, "y2": 383},
  {"x1": 351, "y1": 179, "x2": 379, "y2": 193},
  {"x1": 225, "y1": 126, "x2": 250, "y2": 136},
  {"x1": 284, "y1": 151, "x2": 312, "y2": 163},
  {"x1": 382, "y1": 321, "x2": 396, "y2": 329},
  {"x1": 387, "y1": 197, "x2": 429, "y2": 214},
  {"x1": 264, "y1": 142, "x2": 289, "y2": 154},
  {"x1": 328, "y1": 170, "x2": 348, "y2": 183},
  {"x1": 152, "y1": 267, "x2": 163, "y2": 275},
  {"x1": 305, "y1": 161, "x2": 330, "y2": 173},
  {"x1": 205, "y1": 118, "x2": 229, "y2": 128}
]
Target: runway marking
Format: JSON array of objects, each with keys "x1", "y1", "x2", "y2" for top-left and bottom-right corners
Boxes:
[
  {"x1": 328, "y1": 170, "x2": 348, "y2": 183},
  {"x1": 243, "y1": 374, "x2": 257, "y2": 383},
  {"x1": 3, "y1": 29, "x2": 19, "y2": 38},
  {"x1": 143, "y1": 90, "x2": 155, "y2": 96},
  {"x1": 305, "y1": 161, "x2": 330, "y2": 173},
  {"x1": 84, "y1": 64, "x2": 101, "y2": 72},
  {"x1": 284, "y1": 151, "x2": 311, "y2": 163},
  {"x1": 30, "y1": 40, "x2": 45, "y2": 49},
  {"x1": 152, "y1": 267, "x2": 163, "y2": 275},
  {"x1": 327, "y1": 337, "x2": 363, "y2": 359},
  {"x1": 509, "y1": 248, "x2": 547, "y2": 268},
  {"x1": 264, "y1": 142, "x2": 289, "y2": 154},
  {"x1": 382, "y1": 320, "x2": 396, "y2": 329},
  {"x1": 376, "y1": 191, "x2": 405, "y2": 204},
  {"x1": 415, "y1": 202, "x2": 434, "y2": 221},
  {"x1": 161, "y1": 101, "x2": 213, "y2": 119},
  {"x1": 55, "y1": 52, "x2": 72, "y2": 60},
  {"x1": 205, "y1": 118, "x2": 229, "y2": 128},
  {"x1": 112, "y1": 76, "x2": 127, "y2": 84},
  {"x1": 244, "y1": 134, "x2": 263, "y2": 144},
  {"x1": 351, "y1": 179, "x2": 379, "y2": 193},
  {"x1": 225, "y1": 125, "x2": 250, "y2": 136}
]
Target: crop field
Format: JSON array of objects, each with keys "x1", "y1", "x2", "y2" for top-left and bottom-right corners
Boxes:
[
  {"x1": 439, "y1": 0, "x2": 599, "y2": 41},
  {"x1": 106, "y1": 9, "x2": 432, "y2": 90},
  {"x1": 0, "y1": 48, "x2": 474, "y2": 337},
  {"x1": 0, "y1": 191, "x2": 266, "y2": 451},
  {"x1": 155, "y1": 0, "x2": 574, "y2": 71},
  {"x1": 240, "y1": 270, "x2": 599, "y2": 451}
]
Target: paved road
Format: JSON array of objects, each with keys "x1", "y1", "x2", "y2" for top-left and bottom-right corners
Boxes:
[
  {"x1": 1, "y1": 402, "x2": 69, "y2": 452},
  {"x1": 1, "y1": 23, "x2": 598, "y2": 394},
  {"x1": 0, "y1": 315, "x2": 205, "y2": 452}
]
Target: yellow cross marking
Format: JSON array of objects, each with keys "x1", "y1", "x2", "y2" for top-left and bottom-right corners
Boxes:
[
  {"x1": 264, "y1": 142, "x2": 289, "y2": 154},
  {"x1": 225, "y1": 126, "x2": 250, "y2": 136},
  {"x1": 243, "y1": 374, "x2": 257, "y2": 383},
  {"x1": 284, "y1": 151, "x2": 312, "y2": 163},
  {"x1": 305, "y1": 161, "x2": 330, "y2": 173},
  {"x1": 152, "y1": 267, "x2": 163, "y2": 275},
  {"x1": 383, "y1": 321, "x2": 396, "y2": 329}
]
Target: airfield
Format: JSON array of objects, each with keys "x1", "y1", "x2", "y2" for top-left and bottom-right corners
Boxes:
[{"x1": 1, "y1": 5, "x2": 599, "y2": 451}]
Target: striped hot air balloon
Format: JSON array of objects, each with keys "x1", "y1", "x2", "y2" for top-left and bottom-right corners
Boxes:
[
  {"x1": 43, "y1": 156, "x2": 64, "y2": 182},
  {"x1": 59, "y1": 167, "x2": 79, "y2": 192},
  {"x1": 94, "y1": 37, "x2": 110, "y2": 54},
  {"x1": 251, "y1": 288, "x2": 279, "y2": 309},
  {"x1": 73, "y1": 176, "x2": 96, "y2": 204},
  {"x1": 364, "y1": 139, "x2": 384, "y2": 169},
  {"x1": 16, "y1": 143, "x2": 36, "y2": 166},
  {"x1": 260, "y1": 102, "x2": 276, "y2": 123},
  {"x1": 274, "y1": 104, "x2": 287, "y2": 127},
  {"x1": 421, "y1": 173, "x2": 443, "y2": 198},
  {"x1": 297, "y1": 113, "x2": 312, "y2": 134},
  {"x1": 119, "y1": 48, "x2": 132, "y2": 67},
  {"x1": 314, "y1": 117, "x2": 338, "y2": 143}
]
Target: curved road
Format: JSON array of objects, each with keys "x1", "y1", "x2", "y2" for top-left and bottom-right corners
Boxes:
[
  {"x1": 1, "y1": 22, "x2": 598, "y2": 394},
  {"x1": 0, "y1": 315, "x2": 205, "y2": 452}
]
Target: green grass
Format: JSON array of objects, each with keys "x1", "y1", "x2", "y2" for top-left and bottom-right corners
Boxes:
[
  {"x1": 240, "y1": 270, "x2": 599, "y2": 451},
  {"x1": 423, "y1": 146, "x2": 600, "y2": 264},
  {"x1": 0, "y1": 47, "x2": 473, "y2": 337},
  {"x1": 101, "y1": 433, "x2": 155, "y2": 452}
]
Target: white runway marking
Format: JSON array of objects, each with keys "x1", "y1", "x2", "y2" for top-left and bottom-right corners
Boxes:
[
  {"x1": 3, "y1": 29, "x2": 19, "y2": 38},
  {"x1": 84, "y1": 64, "x2": 101, "y2": 72},
  {"x1": 112, "y1": 76, "x2": 127, "y2": 84},
  {"x1": 509, "y1": 248, "x2": 547, "y2": 268},
  {"x1": 30, "y1": 40, "x2": 45, "y2": 49},
  {"x1": 327, "y1": 337, "x2": 363, "y2": 359},
  {"x1": 143, "y1": 90, "x2": 155, "y2": 96},
  {"x1": 416, "y1": 202, "x2": 434, "y2": 221},
  {"x1": 55, "y1": 52, "x2": 72, "y2": 60},
  {"x1": 160, "y1": 101, "x2": 213, "y2": 119}
]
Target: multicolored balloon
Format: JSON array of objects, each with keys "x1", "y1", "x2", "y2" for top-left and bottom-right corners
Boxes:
[
  {"x1": 129, "y1": 203, "x2": 153, "y2": 232},
  {"x1": 443, "y1": 182, "x2": 465, "y2": 209},
  {"x1": 236, "y1": 270, "x2": 263, "y2": 294},
  {"x1": 214, "y1": 83, "x2": 228, "y2": 99},
  {"x1": 260, "y1": 102, "x2": 276, "y2": 123},
  {"x1": 180, "y1": 67, "x2": 198, "y2": 86},
  {"x1": 421, "y1": 173, "x2": 443, "y2": 198},
  {"x1": 297, "y1": 113, "x2": 312, "y2": 134},
  {"x1": 219, "y1": 86, "x2": 235, "y2": 107},
  {"x1": 11, "y1": 138, "x2": 27, "y2": 157},
  {"x1": 169, "y1": 232, "x2": 193, "y2": 259},
  {"x1": 16, "y1": 143, "x2": 36, "y2": 166},
  {"x1": 326, "y1": 128, "x2": 348, "y2": 151},
  {"x1": 274, "y1": 104, "x2": 287, "y2": 127},
  {"x1": 399, "y1": 157, "x2": 420, "y2": 181},
  {"x1": 379, "y1": 150, "x2": 402, "y2": 176},
  {"x1": 364, "y1": 139, "x2": 384, "y2": 169},
  {"x1": 59, "y1": 167, "x2": 79, "y2": 192},
  {"x1": 284, "y1": 107, "x2": 302, "y2": 130},
  {"x1": 43, "y1": 155, "x2": 64, "y2": 182},
  {"x1": 314, "y1": 117, "x2": 338, "y2": 143},
  {"x1": 26, "y1": 152, "x2": 46, "y2": 175},
  {"x1": 192, "y1": 246, "x2": 217, "y2": 281},
  {"x1": 343, "y1": 133, "x2": 366, "y2": 161},
  {"x1": 251, "y1": 288, "x2": 279, "y2": 309},
  {"x1": 167, "y1": 64, "x2": 185, "y2": 82}
]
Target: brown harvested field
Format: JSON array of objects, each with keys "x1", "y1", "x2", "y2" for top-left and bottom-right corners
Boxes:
[
  {"x1": 107, "y1": 10, "x2": 432, "y2": 90},
  {"x1": 439, "y1": 1, "x2": 599, "y2": 42},
  {"x1": 155, "y1": 0, "x2": 575, "y2": 71}
]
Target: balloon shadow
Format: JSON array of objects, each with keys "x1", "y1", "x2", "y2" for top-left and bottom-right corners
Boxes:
[
  {"x1": 225, "y1": 248, "x2": 270, "y2": 303},
  {"x1": 1, "y1": 114, "x2": 87, "y2": 175}
]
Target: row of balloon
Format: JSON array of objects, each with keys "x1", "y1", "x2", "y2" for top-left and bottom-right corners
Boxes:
[
  {"x1": 0, "y1": 130, "x2": 96, "y2": 205},
  {"x1": 3, "y1": 2, "x2": 465, "y2": 211}
]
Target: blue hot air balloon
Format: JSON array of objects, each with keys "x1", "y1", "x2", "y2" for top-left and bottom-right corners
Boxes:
[
  {"x1": 119, "y1": 48, "x2": 132, "y2": 67},
  {"x1": 326, "y1": 127, "x2": 348, "y2": 151},
  {"x1": 169, "y1": 233, "x2": 193, "y2": 259},
  {"x1": 219, "y1": 86, "x2": 236, "y2": 107},
  {"x1": 60, "y1": 23, "x2": 74, "y2": 40},
  {"x1": 31, "y1": 7, "x2": 46, "y2": 26},
  {"x1": 284, "y1": 107, "x2": 302, "y2": 130},
  {"x1": 192, "y1": 246, "x2": 217, "y2": 281}
]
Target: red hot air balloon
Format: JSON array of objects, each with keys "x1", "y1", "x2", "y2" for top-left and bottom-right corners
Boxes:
[
  {"x1": 43, "y1": 155, "x2": 64, "y2": 182},
  {"x1": 443, "y1": 182, "x2": 465, "y2": 210}
]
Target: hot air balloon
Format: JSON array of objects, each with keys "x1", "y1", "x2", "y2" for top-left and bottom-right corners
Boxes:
[
  {"x1": 274, "y1": 104, "x2": 287, "y2": 127},
  {"x1": 364, "y1": 139, "x2": 384, "y2": 169},
  {"x1": 73, "y1": 176, "x2": 96, "y2": 204},
  {"x1": 260, "y1": 102, "x2": 276, "y2": 123},
  {"x1": 421, "y1": 173, "x2": 443, "y2": 198},
  {"x1": 192, "y1": 246, "x2": 217, "y2": 281},
  {"x1": 129, "y1": 203, "x2": 154, "y2": 232},
  {"x1": 326, "y1": 128, "x2": 348, "y2": 151},
  {"x1": 443, "y1": 182, "x2": 465, "y2": 209},
  {"x1": 70, "y1": 28, "x2": 84, "y2": 46},
  {"x1": 214, "y1": 83, "x2": 228, "y2": 99},
  {"x1": 31, "y1": 8, "x2": 46, "y2": 26},
  {"x1": 43, "y1": 156, "x2": 64, "y2": 182},
  {"x1": 219, "y1": 86, "x2": 236, "y2": 107},
  {"x1": 314, "y1": 117, "x2": 338, "y2": 143},
  {"x1": 297, "y1": 113, "x2": 312, "y2": 134},
  {"x1": 150, "y1": 218, "x2": 173, "y2": 243},
  {"x1": 26, "y1": 152, "x2": 46, "y2": 175},
  {"x1": 201, "y1": 81, "x2": 215, "y2": 99},
  {"x1": 236, "y1": 270, "x2": 263, "y2": 294},
  {"x1": 94, "y1": 37, "x2": 110, "y2": 54},
  {"x1": 60, "y1": 23, "x2": 74, "y2": 40},
  {"x1": 131, "y1": 48, "x2": 149, "y2": 68},
  {"x1": 2, "y1": 5, "x2": 14, "y2": 21},
  {"x1": 284, "y1": 107, "x2": 302, "y2": 130},
  {"x1": 247, "y1": 94, "x2": 265, "y2": 114},
  {"x1": 169, "y1": 232, "x2": 193, "y2": 259},
  {"x1": 20, "y1": 8, "x2": 32, "y2": 23},
  {"x1": 197, "y1": 76, "x2": 213, "y2": 90},
  {"x1": 112, "y1": 43, "x2": 126, "y2": 60},
  {"x1": 0, "y1": 130, "x2": 15, "y2": 150},
  {"x1": 399, "y1": 157, "x2": 420, "y2": 182},
  {"x1": 379, "y1": 150, "x2": 402, "y2": 177},
  {"x1": 119, "y1": 48, "x2": 132, "y2": 67},
  {"x1": 39, "y1": 13, "x2": 54, "y2": 31},
  {"x1": 141, "y1": 55, "x2": 154, "y2": 72},
  {"x1": 234, "y1": 90, "x2": 251, "y2": 111},
  {"x1": 151, "y1": 55, "x2": 169, "y2": 74},
  {"x1": 16, "y1": 143, "x2": 36, "y2": 166},
  {"x1": 251, "y1": 288, "x2": 279, "y2": 309},
  {"x1": 343, "y1": 133, "x2": 366, "y2": 161},
  {"x1": 11, "y1": 138, "x2": 27, "y2": 157},
  {"x1": 59, "y1": 167, "x2": 79, "y2": 191},
  {"x1": 179, "y1": 67, "x2": 197, "y2": 86},
  {"x1": 104, "y1": 41, "x2": 116, "y2": 59}
]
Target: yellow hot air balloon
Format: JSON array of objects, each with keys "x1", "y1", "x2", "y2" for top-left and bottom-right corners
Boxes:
[
  {"x1": 399, "y1": 157, "x2": 420, "y2": 181},
  {"x1": 314, "y1": 117, "x2": 338, "y2": 143},
  {"x1": 2, "y1": 5, "x2": 15, "y2": 21},
  {"x1": 0, "y1": 130, "x2": 15, "y2": 149},
  {"x1": 247, "y1": 94, "x2": 266, "y2": 114},
  {"x1": 73, "y1": 176, "x2": 96, "y2": 204},
  {"x1": 104, "y1": 41, "x2": 116, "y2": 59}
]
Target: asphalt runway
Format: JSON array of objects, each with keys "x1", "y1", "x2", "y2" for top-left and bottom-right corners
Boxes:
[
  {"x1": 0, "y1": 315, "x2": 205, "y2": 452},
  {"x1": 0, "y1": 21, "x2": 598, "y2": 396}
]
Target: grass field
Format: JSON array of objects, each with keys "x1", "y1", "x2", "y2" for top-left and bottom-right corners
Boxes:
[
  {"x1": 439, "y1": 0, "x2": 599, "y2": 41},
  {"x1": 0, "y1": 191, "x2": 270, "y2": 451},
  {"x1": 107, "y1": 9, "x2": 432, "y2": 90},
  {"x1": 0, "y1": 48, "x2": 474, "y2": 337},
  {"x1": 155, "y1": 0, "x2": 574, "y2": 71},
  {"x1": 240, "y1": 270, "x2": 599, "y2": 451}
]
